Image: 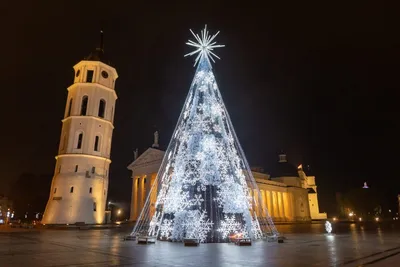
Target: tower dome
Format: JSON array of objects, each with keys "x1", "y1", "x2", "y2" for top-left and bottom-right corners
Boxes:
[{"x1": 269, "y1": 153, "x2": 299, "y2": 178}]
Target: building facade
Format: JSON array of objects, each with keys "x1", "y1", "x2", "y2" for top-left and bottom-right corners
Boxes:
[
  {"x1": 42, "y1": 40, "x2": 118, "y2": 224},
  {"x1": 128, "y1": 134, "x2": 327, "y2": 223},
  {"x1": 0, "y1": 195, "x2": 14, "y2": 224}
]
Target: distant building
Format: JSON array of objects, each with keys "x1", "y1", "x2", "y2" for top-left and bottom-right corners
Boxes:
[
  {"x1": 127, "y1": 133, "x2": 327, "y2": 223},
  {"x1": 42, "y1": 32, "x2": 118, "y2": 224},
  {"x1": 0, "y1": 195, "x2": 14, "y2": 223}
]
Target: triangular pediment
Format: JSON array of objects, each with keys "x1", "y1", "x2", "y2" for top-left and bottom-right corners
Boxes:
[{"x1": 127, "y1": 147, "x2": 165, "y2": 171}]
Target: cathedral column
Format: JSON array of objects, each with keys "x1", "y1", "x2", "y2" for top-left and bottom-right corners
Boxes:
[
  {"x1": 137, "y1": 177, "x2": 142, "y2": 217},
  {"x1": 260, "y1": 190, "x2": 267, "y2": 217},
  {"x1": 272, "y1": 191, "x2": 280, "y2": 220},
  {"x1": 266, "y1": 191, "x2": 273, "y2": 217},
  {"x1": 282, "y1": 192, "x2": 290, "y2": 220},
  {"x1": 132, "y1": 176, "x2": 139, "y2": 220},
  {"x1": 145, "y1": 173, "x2": 153, "y2": 217},
  {"x1": 279, "y1": 192, "x2": 285, "y2": 220}
]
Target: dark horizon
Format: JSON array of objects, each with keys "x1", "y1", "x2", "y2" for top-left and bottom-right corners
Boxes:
[{"x1": 1, "y1": 1, "x2": 399, "y2": 215}]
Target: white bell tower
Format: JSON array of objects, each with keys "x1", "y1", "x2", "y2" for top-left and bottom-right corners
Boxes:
[{"x1": 42, "y1": 32, "x2": 118, "y2": 224}]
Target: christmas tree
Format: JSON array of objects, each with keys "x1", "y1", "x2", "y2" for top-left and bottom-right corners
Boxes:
[{"x1": 131, "y1": 25, "x2": 278, "y2": 243}]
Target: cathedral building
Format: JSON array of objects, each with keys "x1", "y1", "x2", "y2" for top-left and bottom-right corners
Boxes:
[
  {"x1": 128, "y1": 133, "x2": 327, "y2": 223},
  {"x1": 42, "y1": 33, "x2": 118, "y2": 224}
]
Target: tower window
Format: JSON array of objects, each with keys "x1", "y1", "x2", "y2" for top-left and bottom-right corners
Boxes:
[
  {"x1": 75, "y1": 165, "x2": 78, "y2": 172},
  {"x1": 89, "y1": 187, "x2": 92, "y2": 194},
  {"x1": 93, "y1": 202, "x2": 97, "y2": 211},
  {"x1": 70, "y1": 186, "x2": 74, "y2": 193},
  {"x1": 67, "y1": 98, "x2": 73, "y2": 117},
  {"x1": 77, "y1": 133, "x2": 83, "y2": 149},
  {"x1": 54, "y1": 188, "x2": 57, "y2": 194},
  {"x1": 86, "y1": 70, "x2": 94, "y2": 82},
  {"x1": 94, "y1": 136, "x2": 100, "y2": 151},
  {"x1": 92, "y1": 167, "x2": 95, "y2": 174},
  {"x1": 98, "y1": 99, "x2": 106, "y2": 118},
  {"x1": 80, "y1": 96, "x2": 88, "y2": 115}
]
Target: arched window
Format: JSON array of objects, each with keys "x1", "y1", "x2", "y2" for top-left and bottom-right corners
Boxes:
[
  {"x1": 98, "y1": 99, "x2": 106, "y2": 118},
  {"x1": 94, "y1": 136, "x2": 100, "y2": 152},
  {"x1": 70, "y1": 186, "x2": 74, "y2": 193},
  {"x1": 89, "y1": 187, "x2": 92, "y2": 194},
  {"x1": 75, "y1": 165, "x2": 78, "y2": 172},
  {"x1": 80, "y1": 96, "x2": 88, "y2": 116},
  {"x1": 77, "y1": 133, "x2": 83, "y2": 149},
  {"x1": 67, "y1": 98, "x2": 73, "y2": 117}
]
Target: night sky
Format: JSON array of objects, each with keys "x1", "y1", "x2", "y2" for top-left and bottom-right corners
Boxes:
[{"x1": 1, "y1": 1, "x2": 398, "y2": 214}]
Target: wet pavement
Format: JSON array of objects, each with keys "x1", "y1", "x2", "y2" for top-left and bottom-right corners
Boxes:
[{"x1": 0, "y1": 222, "x2": 399, "y2": 266}]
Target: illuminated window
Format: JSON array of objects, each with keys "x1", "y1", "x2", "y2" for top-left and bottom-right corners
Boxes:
[
  {"x1": 70, "y1": 187, "x2": 74, "y2": 193},
  {"x1": 89, "y1": 187, "x2": 92, "y2": 194},
  {"x1": 98, "y1": 99, "x2": 106, "y2": 118},
  {"x1": 77, "y1": 133, "x2": 83, "y2": 149},
  {"x1": 94, "y1": 136, "x2": 100, "y2": 151},
  {"x1": 80, "y1": 96, "x2": 88, "y2": 115},
  {"x1": 67, "y1": 98, "x2": 73, "y2": 117},
  {"x1": 86, "y1": 70, "x2": 94, "y2": 82}
]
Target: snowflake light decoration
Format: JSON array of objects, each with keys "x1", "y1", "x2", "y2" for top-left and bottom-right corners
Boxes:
[{"x1": 218, "y1": 214, "x2": 243, "y2": 239}]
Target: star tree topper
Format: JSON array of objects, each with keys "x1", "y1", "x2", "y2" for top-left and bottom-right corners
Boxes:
[{"x1": 184, "y1": 25, "x2": 225, "y2": 67}]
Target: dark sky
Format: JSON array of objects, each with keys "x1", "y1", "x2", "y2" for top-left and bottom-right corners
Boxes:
[{"x1": 1, "y1": 1, "x2": 398, "y2": 213}]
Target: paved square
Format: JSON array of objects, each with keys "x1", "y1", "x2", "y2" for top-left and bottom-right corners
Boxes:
[{"x1": 1, "y1": 223, "x2": 400, "y2": 266}]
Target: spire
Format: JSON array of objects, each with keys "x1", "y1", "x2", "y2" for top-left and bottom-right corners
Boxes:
[
  {"x1": 85, "y1": 29, "x2": 109, "y2": 64},
  {"x1": 100, "y1": 29, "x2": 104, "y2": 52},
  {"x1": 152, "y1": 131, "x2": 159, "y2": 148}
]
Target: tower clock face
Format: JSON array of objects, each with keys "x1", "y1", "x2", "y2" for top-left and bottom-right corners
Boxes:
[
  {"x1": 76, "y1": 70, "x2": 80, "y2": 77},
  {"x1": 101, "y1": 70, "x2": 109, "y2": 79}
]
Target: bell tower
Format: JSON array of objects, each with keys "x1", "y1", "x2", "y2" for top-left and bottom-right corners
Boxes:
[{"x1": 42, "y1": 31, "x2": 118, "y2": 224}]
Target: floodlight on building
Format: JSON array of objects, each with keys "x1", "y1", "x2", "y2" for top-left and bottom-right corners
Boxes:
[{"x1": 375, "y1": 217, "x2": 379, "y2": 222}]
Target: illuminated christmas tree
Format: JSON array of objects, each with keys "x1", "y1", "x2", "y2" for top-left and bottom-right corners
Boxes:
[{"x1": 131, "y1": 25, "x2": 278, "y2": 243}]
